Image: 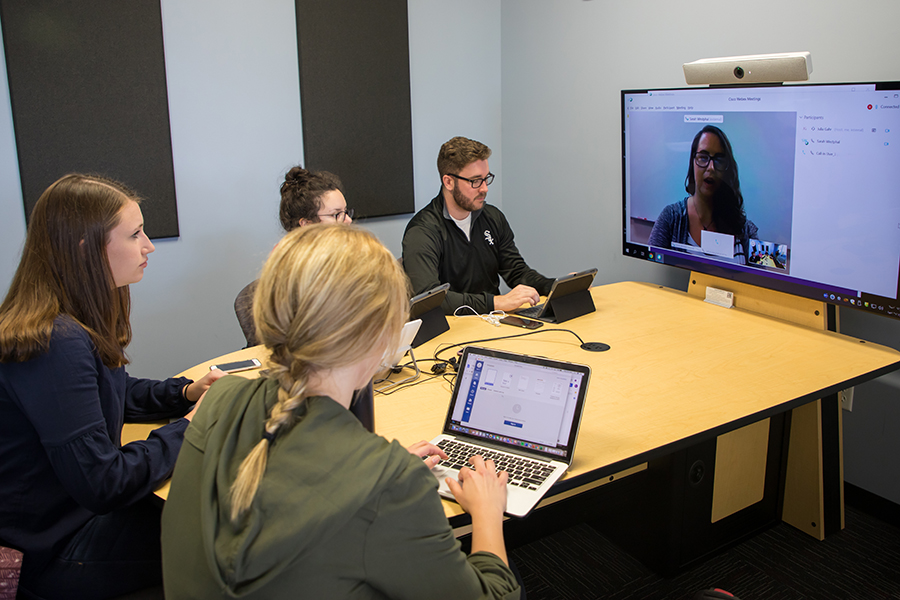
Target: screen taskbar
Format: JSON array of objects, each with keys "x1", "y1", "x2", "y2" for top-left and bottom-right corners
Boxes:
[{"x1": 624, "y1": 242, "x2": 900, "y2": 319}]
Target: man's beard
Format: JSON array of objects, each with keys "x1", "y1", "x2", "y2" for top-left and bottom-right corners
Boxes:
[{"x1": 452, "y1": 183, "x2": 485, "y2": 213}]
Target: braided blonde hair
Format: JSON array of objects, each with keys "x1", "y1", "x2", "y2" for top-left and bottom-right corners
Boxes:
[{"x1": 229, "y1": 224, "x2": 409, "y2": 521}]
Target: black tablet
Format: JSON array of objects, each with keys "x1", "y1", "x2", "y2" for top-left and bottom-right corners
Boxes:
[{"x1": 409, "y1": 283, "x2": 450, "y2": 347}]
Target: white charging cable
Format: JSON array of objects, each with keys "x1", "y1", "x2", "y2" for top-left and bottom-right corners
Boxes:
[{"x1": 453, "y1": 305, "x2": 508, "y2": 327}]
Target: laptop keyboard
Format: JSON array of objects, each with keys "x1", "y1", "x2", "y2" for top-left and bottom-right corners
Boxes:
[
  {"x1": 436, "y1": 439, "x2": 554, "y2": 491},
  {"x1": 516, "y1": 303, "x2": 545, "y2": 318}
]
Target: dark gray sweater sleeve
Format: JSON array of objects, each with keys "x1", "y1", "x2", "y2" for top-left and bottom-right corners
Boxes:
[{"x1": 402, "y1": 222, "x2": 495, "y2": 315}]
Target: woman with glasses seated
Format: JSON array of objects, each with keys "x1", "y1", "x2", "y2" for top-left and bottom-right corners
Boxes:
[
  {"x1": 235, "y1": 166, "x2": 353, "y2": 347},
  {"x1": 649, "y1": 125, "x2": 758, "y2": 264},
  {"x1": 279, "y1": 165, "x2": 354, "y2": 229},
  {"x1": 162, "y1": 225, "x2": 520, "y2": 599}
]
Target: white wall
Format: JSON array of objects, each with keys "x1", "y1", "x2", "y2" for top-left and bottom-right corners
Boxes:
[
  {"x1": 499, "y1": 0, "x2": 900, "y2": 504},
  {"x1": 0, "y1": 0, "x2": 502, "y2": 380},
  {"x1": 408, "y1": 1, "x2": 503, "y2": 213}
]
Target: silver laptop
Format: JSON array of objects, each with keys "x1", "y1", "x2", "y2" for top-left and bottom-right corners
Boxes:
[{"x1": 430, "y1": 346, "x2": 591, "y2": 518}]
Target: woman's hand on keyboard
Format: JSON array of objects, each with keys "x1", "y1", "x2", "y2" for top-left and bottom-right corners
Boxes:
[
  {"x1": 406, "y1": 440, "x2": 448, "y2": 468},
  {"x1": 447, "y1": 455, "x2": 509, "y2": 521}
]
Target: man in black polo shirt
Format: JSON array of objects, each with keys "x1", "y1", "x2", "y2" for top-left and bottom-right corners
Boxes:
[{"x1": 402, "y1": 136, "x2": 553, "y2": 315}]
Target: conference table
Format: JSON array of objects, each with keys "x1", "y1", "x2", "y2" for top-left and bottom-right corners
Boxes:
[{"x1": 125, "y1": 280, "x2": 900, "y2": 574}]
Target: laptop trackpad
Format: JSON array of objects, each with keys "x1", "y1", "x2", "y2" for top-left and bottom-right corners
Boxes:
[{"x1": 431, "y1": 465, "x2": 457, "y2": 497}]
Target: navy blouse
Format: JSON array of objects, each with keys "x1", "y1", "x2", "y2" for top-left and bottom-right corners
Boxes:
[{"x1": 0, "y1": 317, "x2": 193, "y2": 573}]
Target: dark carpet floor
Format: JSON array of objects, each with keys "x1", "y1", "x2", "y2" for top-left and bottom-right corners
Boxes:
[{"x1": 508, "y1": 505, "x2": 900, "y2": 599}]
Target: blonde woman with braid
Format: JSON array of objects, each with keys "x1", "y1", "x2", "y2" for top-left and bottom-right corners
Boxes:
[{"x1": 161, "y1": 225, "x2": 520, "y2": 599}]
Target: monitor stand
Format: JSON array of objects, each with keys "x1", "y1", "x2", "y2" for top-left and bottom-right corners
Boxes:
[{"x1": 686, "y1": 271, "x2": 840, "y2": 541}]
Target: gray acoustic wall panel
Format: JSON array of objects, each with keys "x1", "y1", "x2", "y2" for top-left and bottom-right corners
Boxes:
[
  {"x1": 0, "y1": 0, "x2": 179, "y2": 238},
  {"x1": 295, "y1": 0, "x2": 415, "y2": 218}
]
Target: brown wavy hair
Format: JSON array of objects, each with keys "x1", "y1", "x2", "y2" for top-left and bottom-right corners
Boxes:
[
  {"x1": 229, "y1": 224, "x2": 409, "y2": 521},
  {"x1": 437, "y1": 136, "x2": 492, "y2": 178},
  {"x1": 0, "y1": 174, "x2": 138, "y2": 367},
  {"x1": 278, "y1": 166, "x2": 344, "y2": 231}
]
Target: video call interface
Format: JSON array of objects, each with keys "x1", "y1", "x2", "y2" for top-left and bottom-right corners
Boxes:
[
  {"x1": 622, "y1": 82, "x2": 900, "y2": 318},
  {"x1": 448, "y1": 352, "x2": 584, "y2": 459}
]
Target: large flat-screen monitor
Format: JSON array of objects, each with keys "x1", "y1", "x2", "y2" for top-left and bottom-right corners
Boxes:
[{"x1": 622, "y1": 82, "x2": 900, "y2": 320}]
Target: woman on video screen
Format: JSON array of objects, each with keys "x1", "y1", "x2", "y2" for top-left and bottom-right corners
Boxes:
[{"x1": 649, "y1": 125, "x2": 758, "y2": 263}]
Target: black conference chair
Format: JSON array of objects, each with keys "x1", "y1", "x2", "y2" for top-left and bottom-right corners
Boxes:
[{"x1": 234, "y1": 280, "x2": 259, "y2": 348}]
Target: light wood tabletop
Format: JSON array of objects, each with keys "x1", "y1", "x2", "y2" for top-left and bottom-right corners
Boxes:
[{"x1": 125, "y1": 281, "x2": 900, "y2": 520}]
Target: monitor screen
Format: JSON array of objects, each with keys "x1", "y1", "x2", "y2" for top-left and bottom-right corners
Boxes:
[{"x1": 622, "y1": 82, "x2": 900, "y2": 320}]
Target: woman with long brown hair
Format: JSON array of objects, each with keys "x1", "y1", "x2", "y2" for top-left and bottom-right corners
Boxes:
[
  {"x1": 162, "y1": 224, "x2": 520, "y2": 599},
  {"x1": 649, "y1": 125, "x2": 758, "y2": 263},
  {"x1": 0, "y1": 174, "x2": 222, "y2": 598}
]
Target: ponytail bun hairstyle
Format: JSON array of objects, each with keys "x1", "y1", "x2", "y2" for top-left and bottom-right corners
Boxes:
[{"x1": 278, "y1": 166, "x2": 344, "y2": 231}]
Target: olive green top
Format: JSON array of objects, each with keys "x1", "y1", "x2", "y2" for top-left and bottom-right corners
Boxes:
[{"x1": 161, "y1": 375, "x2": 519, "y2": 599}]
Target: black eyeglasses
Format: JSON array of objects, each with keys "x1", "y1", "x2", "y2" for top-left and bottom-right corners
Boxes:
[
  {"x1": 317, "y1": 208, "x2": 354, "y2": 222},
  {"x1": 694, "y1": 153, "x2": 730, "y2": 172},
  {"x1": 448, "y1": 172, "x2": 495, "y2": 188}
]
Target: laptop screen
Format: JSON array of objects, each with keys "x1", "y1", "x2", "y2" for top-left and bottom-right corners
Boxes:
[{"x1": 443, "y1": 346, "x2": 591, "y2": 462}]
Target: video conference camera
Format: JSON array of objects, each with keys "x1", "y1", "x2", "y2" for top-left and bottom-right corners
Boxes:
[{"x1": 683, "y1": 52, "x2": 812, "y2": 85}]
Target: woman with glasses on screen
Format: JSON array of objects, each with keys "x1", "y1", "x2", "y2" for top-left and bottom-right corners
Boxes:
[{"x1": 648, "y1": 125, "x2": 758, "y2": 264}]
